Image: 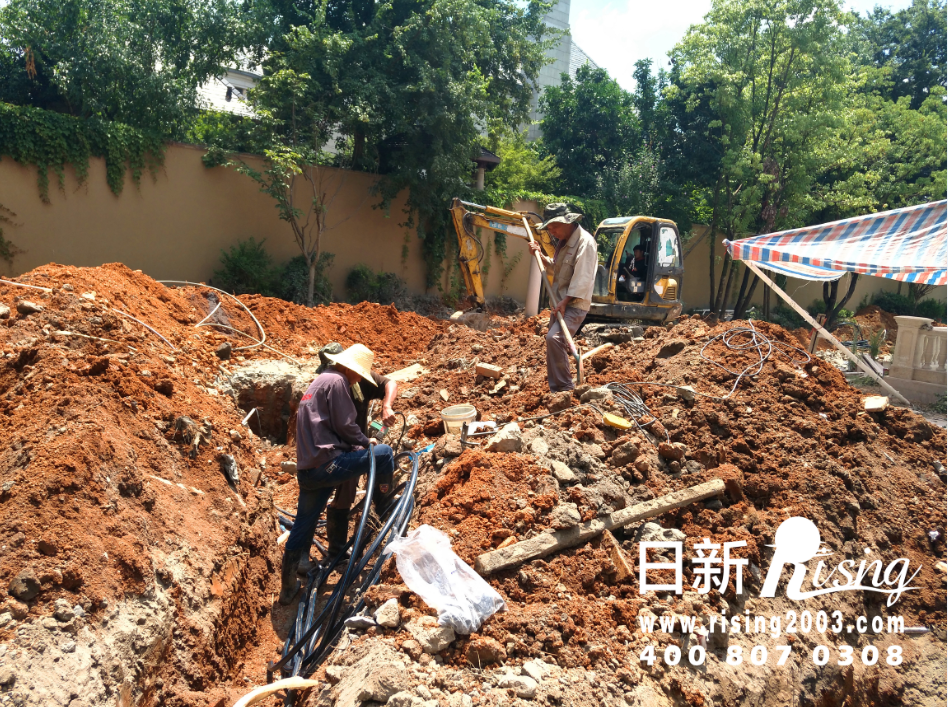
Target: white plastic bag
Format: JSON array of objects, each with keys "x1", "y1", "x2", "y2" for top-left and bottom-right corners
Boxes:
[{"x1": 387, "y1": 524, "x2": 506, "y2": 634}]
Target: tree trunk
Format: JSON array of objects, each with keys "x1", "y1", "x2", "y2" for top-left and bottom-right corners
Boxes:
[
  {"x1": 712, "y1": 252, "x2": 732, "y2": 314},
  {"x1": 762, "y1": 287, "x2": 771, "y2": 320},
  {"x1": 306, "y1": 254, "x2": 317, "y2": 308},
  {"x1": 733, "y1": 274, "x2": 760, "y2": 320},
  {"x1": 732, "y1": 267, "x2": 753, "y2": 319},
  {"x1": 717, "y1": 261, "x2": 738, "y2": 318},
  {"x1": 707, "y1": 183, "x2": 722, "y2": 308},
  {"x1": 824, "y1": 273, "x2": 860, "y2": 331}
]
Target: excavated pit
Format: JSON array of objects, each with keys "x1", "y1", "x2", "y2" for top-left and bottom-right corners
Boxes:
[{"x1": 0, "y1": 262, "x2": 943, "y2": 707}]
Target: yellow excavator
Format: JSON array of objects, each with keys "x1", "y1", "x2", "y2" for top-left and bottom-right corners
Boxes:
[{"x1": 449, "y1": 198, "x2": 684, "y2": 323}]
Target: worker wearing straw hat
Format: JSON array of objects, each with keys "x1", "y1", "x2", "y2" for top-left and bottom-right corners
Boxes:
[{"x1": 279, "y1": 343, "x2": 396, "y2": 605}]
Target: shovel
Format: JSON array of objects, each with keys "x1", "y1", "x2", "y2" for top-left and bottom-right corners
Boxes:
[{"x1": 522, "y1": 216, "x2": 584, "y2": 386}]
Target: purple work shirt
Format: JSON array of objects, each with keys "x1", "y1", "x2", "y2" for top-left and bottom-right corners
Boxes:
[{"x1": 296, "y1": 369, "x2": 370, "y2": 470}]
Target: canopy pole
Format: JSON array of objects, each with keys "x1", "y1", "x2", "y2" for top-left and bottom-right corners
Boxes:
[{"x1": 744, "y1": 261, "x2": 912, "y2": 407}]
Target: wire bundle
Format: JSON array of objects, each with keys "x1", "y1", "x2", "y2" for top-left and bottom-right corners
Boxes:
[
  {"x1": 269, "y1": 450, "x2": 420, "y2": 700},
  {"x1": 604, "y1": 383, "x2": 668, "y2": 443},
  {"x1": 698, "y1": 320, "x2": 811, "y2": 398}
]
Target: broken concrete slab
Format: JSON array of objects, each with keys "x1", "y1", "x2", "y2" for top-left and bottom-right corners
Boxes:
[
  {"x1": 610, "y1": 440, "x2": 640, "y2": 466},
  {"x1": 546, "y1": 459, "x2": 578, "y2": 484},
  {"x1": 374, "y1": 598, "x2": 401, "y2": 628},
  {"x1": 864, "y1": 395, "x2": 889, "y2": 412},
  {"x1": 601, "y1": 530, "x2": 633, "y2": 581},
  {"x1": 550, "y1": 503, "x2": 581, "y2": 529},
  {"x1": 580, "y1": 387, "x2": 613, "y2": 403},
  {"x1": 485, "y1": 422, "x2": 522, "y2": 453},
  {"x1": 474, "y1": 479, "x2": 726, "y2": 575},
  {"x1": 405, "y1": 616, "x2": 456, "y2": 654},
  {"x1": 475, "y1": 363, "x2": 503, "y2": 379},
  {"x1": 389, "y1": 363, "x2": 427, "y2": 383},
  {"x1": 497, "y1": 674, "x2": 538, "y2": 699}
]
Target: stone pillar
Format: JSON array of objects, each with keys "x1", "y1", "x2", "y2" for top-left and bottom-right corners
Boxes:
[{"x1": 889, "y1": 316, "x2": 933, "y2": 380}]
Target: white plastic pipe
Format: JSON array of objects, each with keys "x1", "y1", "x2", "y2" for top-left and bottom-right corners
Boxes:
[{"x1": 525, "y1": 256, "x2": 542, "y2": 317}]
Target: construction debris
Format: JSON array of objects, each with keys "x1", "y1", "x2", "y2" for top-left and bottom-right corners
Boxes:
[
  {"x1": 864, "y1": 394, "x2": 890, "y2": 412},
  {"x1": 473, "y1": 479, "x2": 726, "y2": 574}
]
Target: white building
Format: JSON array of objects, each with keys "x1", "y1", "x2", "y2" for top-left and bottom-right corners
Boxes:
[
  {"x1": 526, "y1": 0, "x2": 600, "y2": 140},
  {"x1": 196, "y1": 67, "x2": 262, "y2": 116}
]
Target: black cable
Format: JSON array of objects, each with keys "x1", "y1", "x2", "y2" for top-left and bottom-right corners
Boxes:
[{"x1": 604, "y1": 383, "x2": 668, "y2": 444}]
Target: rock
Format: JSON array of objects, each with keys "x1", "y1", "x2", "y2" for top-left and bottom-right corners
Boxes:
[
  {"x1": 656, "y1": 340, "x2": 687, "y2": 359},
  {"x1": 636, "y1": 522, "x2": 686, "y2": 544},
  {"x1": 573, "y1": 384, "x2": 592, "y2": 398},
  {"x1": 684, "y1": 460, "x2": 703, "y2": 474},
  {"x1": 356, "y1": 664, "x2": 409, "y2": 703},
  {"x1": 344, "y1": 615, "x2": 376, "y2": 630},
  {"x1": 219, "y1": 454, "x2": 239, "y2": 483},
  {"x1": 53, "y1": 599, "x2": 74, "y2": 622},
  {"x1": 535, "y1": 475, "x2": 558, "y2": 497},
  {"x1": 0, "y1": 666, "x2": 15, "y2": 686},
  {"x1": 485, "y1": 423, "x2": 522, "y2": 453},
  {"x1": 611, "y1": 440, "x2": 640, "y2": 466},
  {"x1": 581, "y1": 478, "x2": 627, "y2": 514},
  {"x1": 405, "y1": 616, "x2": 456, "y2": 654},
  {"x1": 8, "y1": 532, "x2": 23, "y2": 547},
  {"x1": 676, "y1": 386, "x2": 696, "y2": 402},
  {"x1": 9, "y1": 569, "x2": 40, "y2": 601},
  {"x1": 325, "y1": 665, "x2": 346, "y2": 684},
  {"x1": 16, "y1": 300, "x2": 44, "y2": 315},
  {"x1": 60, "y1": 640, "x2": 77, "y2": 653},
  {"x1": 374, "y1": 598, "x2": 401, "y2": 629},
  {"x1": 280, "y1": 460, "x2": 297, "y2": 474},
  {"x1": 497, "y1": 674, "x2": 538, "y2": 699},
  {"x1": 703, "y1": 499, "x2": 723, "y2": 511},
  {"x1": 465, "y1": 636, "x2": 506, "y2": 666},
  {"x1": 435, "y1": 434, "x2": 463, "y2": 459},
  {"x1": 6, "y1": 600, "x2": 28, "y2": 620},
  {"x1": 547, "y1": 391, "x2": 572, "y2": 413},
  {"x1": 0, "y1": 305, "x2": 9, "y2": 319},
  {"x1": 475, "y1": 362, "x2": 503, "y2": 379},
  {"x1": 522, "y1": 659, "x2": 556, "y2": 683},
  {"x1": 154, "y1": 378, "x2": 174, "y2": 396},
  {"x1": 215, "y1": 342, "x2": 233, "y2": 360},
  {"x1": 446, "y1": 694, "x2": 474, "y2": 707},
  {"x1": 548, "y1": 460, "x2": 577, "y2": 484},
  {"x1": 402, "y1": 638, "x2": 424, "y2": 660},
  {"x1": 550, "y1": 503, "x2": 581, "y2": 529},
  {"x1": 601, "y1": 530, "x2": 633, "y2": 581},
  {"x1": 529, "y1": 438, "x2": 549, "y2": 456},
  {"x1": 386, "y1": 692, "x2": 419, "y2": 707},
  {"x1": 580, "y1": 387, "x2": 613, "y2": 403},
  {"x1": 0, "y1": 613, "x2": 10, "y2": 628},
  {"x1": 229, "y1": 429, "x2": 242, "y2": 442},
  {"x1": 38, "y1": 538, "x2": 58, "y2": 556},
  {"x1": 602, "y1": 330, "x2": 632, "y2": 344},
  {"x1": 624, "y1": 685, "x2": 670, "y2": 707},
  {"x1": 658, "y1": 442, "x2": 687, "y2": 462}
]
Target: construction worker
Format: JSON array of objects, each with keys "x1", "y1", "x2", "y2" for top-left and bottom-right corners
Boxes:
[
  {"x1": 529, "y1": 203, "x2": 597, "y2": 393},
  {"x1": 279, "y1": 343, "x2": 396, "y2": 605}
]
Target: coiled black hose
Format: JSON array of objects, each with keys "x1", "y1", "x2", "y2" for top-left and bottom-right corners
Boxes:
[{"x1": 269, "y1": 449, "x2": 420, "y2": 702}]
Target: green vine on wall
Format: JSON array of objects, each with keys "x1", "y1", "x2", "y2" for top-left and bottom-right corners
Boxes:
[{"x1": 0, "y1": 102, "x2": 164, "y2": 202}]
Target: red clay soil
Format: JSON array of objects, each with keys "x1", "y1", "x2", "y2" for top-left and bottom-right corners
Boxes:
[{"x1": 1, "y1": 263, "x2": 944, "y2": 705}]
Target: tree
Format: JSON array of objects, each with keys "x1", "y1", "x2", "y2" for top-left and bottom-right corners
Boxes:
[
  {"x1": 540, "y1": 64, "x2": 640, "y2": 195},
  {"x1": 668, "y1": 0, "x2": 850, "y2": 319},
  {"x1": 0, "y1": 0, "x2": 245, "y2": 138},
  {"x1": 484, "y1": 130, "x2": 561, "y2": 197},
  {"x1": 849, "y1": 0, "x2": 947, "y2": 109}
]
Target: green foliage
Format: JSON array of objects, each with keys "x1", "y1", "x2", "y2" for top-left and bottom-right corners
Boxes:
[
  {"x1": 595, "y1": 146, "x2": 663, "y2": 219},
  {"x1": 279, "y1": 253, "x2": 334, "y2": 306},
  {"x1": 540, "y1": 64, "x2": 640, "y2": 195},
  {"x1": 0, "y1": 102, "x2": 163, "y2": 201},
  {"x1": 484, "y1": 131, "x2": 561, "y2": 198},
  {"x1": 0, "y1": 0, "x2": 245, "y2": 139},
  {"x1": 187, "y1": 111, "x2": 263, "y2": 157},
  {"x1": 868, "y1": 328, "x2": 886, "y2": 359},
  {"x1": 345, "y1": 264, "x2": 407, "y2": 305},
  {"x1": 213, "y1": 237, "x2": 278, "y2": 297},
  {"x1": 916, "y1": 298, "x2": 947, "y2": 321},
  {"x1": 0, "y1": 204, "x2": 23, "y2": 266},
  {"x1": 768, "y1": 306, "x2": 806, "y2": 331}
]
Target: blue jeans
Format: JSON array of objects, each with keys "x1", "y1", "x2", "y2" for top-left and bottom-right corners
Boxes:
[{"x1": 284, "y1": 445, "x2": 395, "y2": 553}]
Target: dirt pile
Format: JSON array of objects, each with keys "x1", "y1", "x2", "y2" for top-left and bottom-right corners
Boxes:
[{"x1": 0, "y1": 263, "x2": 943, "y2": 707}]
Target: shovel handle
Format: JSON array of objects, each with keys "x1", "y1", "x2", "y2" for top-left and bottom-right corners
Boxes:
[{"x1": 522, "y1": 217, "x2": 585, "y2": 385}]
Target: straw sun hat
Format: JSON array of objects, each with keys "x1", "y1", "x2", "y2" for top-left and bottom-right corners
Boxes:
[{"x1": 325, "y1": 343, "x2": 376, "y2": 384}]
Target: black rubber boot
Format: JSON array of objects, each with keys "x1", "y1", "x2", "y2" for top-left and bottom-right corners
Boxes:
[
  {"x1": 325, "y1": 508, "x2": 351, "y2": 558},
  {"x1": 278, "y1": 547, "x2": 303, "y2": 606},
  {"x1": 372, "y1": 473, "x2": 396, "y2": 519}
]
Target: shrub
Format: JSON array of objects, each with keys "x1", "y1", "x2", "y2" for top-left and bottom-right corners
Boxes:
[
  {"x1": 345, "y1": 265, "x2": 407, "y2": 305},
  {"x1": 279, "y1": 254, "x2": 335, "y2": 306},
  {"x1": 871, "y1": 291, "x2": 914, "y2": 316},
  {"x1": 806, "y1": 299, "x2": 827, "y2": 316},
  {"x1": 916, "y1": 298, "x2": 947, "y2": 322},
  {"x1": 768, "y1": 306, "x2": 806, "y2": 331},
  {"x1": 213, "y1": 238, "x2": 277, "y2": 296}
]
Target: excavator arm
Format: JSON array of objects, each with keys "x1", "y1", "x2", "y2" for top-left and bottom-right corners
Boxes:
[{"x1": 449, "y1": 198, "x2": 557, "y2": 309}]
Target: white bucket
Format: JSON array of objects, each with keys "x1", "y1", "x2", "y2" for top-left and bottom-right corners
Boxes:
[{"x1": 440, "y1": 405, "x2": 477, "y2": 435}]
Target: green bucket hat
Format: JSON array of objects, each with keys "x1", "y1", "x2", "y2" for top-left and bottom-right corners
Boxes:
[{"x1": 539, "y1": 203, "x2": 583, "y2": 231}]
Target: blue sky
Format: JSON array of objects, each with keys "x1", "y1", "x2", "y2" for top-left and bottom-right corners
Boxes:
[{"x1": 570, "y1": 0, "x2": 915, "y2": 91}]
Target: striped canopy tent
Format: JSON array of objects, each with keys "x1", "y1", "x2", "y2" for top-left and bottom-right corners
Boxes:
[{"x1": 723, "y1": 200, "x2": 947, "y2": 285}]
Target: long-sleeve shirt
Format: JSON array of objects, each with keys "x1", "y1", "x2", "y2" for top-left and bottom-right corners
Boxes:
[
  {"x1": 546, "y1": 225, "x2": 598, "y2": 311},
  {"x1": 296, "y1": 368, "x2": 370, "y2": 470}
]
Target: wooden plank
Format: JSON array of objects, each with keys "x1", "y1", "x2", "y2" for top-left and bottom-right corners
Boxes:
[
  {"x1": 744, "y1": 262, "x2": 911, "y2": 406},
  {"x1": 581, "y1": 342, "x2": 614, "y2": 362},
  {"x1": 474, "y1": 479, "x2": 726, "y2": 575}
]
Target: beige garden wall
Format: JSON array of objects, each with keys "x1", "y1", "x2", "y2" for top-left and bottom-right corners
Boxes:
[{"x1": 1, "y1": 145, "x2": 943, "y2": 312}]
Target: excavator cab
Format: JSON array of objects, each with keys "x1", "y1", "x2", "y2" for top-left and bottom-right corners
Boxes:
[{"x1": 448, "y1": 199, "x2": 683, "y2": 324}]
